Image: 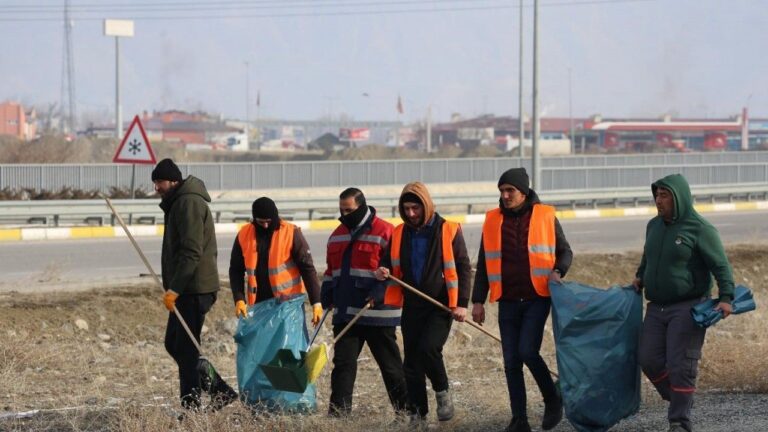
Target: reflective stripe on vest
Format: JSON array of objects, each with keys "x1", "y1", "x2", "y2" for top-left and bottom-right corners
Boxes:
[
  {"x1": 482, "y1": 205, "x2": 556, "y2": 302},
  {"x1": 237, "y1": 221, "x2": 305, "y2": 305},
  {"x1": 384, "y1": 221, "x2": 461, "y2": 308}
]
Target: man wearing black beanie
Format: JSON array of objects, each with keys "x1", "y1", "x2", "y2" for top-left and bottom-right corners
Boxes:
[
  {"x1": 229, "y1": 196, "x2": 322, "y2": 325},
  {"x1": 471, "y1": 167, "x2": 573, "y2": 432},
  {"x1": 152, "y1": 158, "x2": 223, "y2": 412}
]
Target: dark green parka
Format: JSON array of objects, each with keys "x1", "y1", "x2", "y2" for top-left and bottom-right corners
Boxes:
[
  {"x1": 636, "y1": 174, "x2": 734, "y2": 305},
  {"x1": 159, "y1": 176, "x2": 220, "y2": 296}
]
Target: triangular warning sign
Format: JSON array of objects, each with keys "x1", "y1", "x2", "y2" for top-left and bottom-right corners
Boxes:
[{"x1": 113, "y1": 115, "x2": 157, "y2": 164}]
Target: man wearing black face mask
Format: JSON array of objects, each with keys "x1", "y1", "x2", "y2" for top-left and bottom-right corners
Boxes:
[
  {"x1": 320, "y1": 188, "x2": 407, "y2": 418},
  {"x1": 229, "y1": 197, "x2": 322, "y2": 323}
]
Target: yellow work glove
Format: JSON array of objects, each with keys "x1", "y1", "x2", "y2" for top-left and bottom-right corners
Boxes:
[
  {"x1": 163, "y1": 290, "x2": 179, "y2": 312},
  {"x1": 312, "y1": 303, "x2": 323, "y2": 327},
  {"x1": 235, "y1": 300, "x2": 248, "y2": 318}
]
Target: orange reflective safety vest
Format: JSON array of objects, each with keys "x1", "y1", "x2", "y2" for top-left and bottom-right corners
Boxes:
[
  {"x1": 236, "y1": 221, "x2": 305, "y2": 305},
  {"x1": 384, "y1": 220, "x2": 461, "y2": 308},
  {"x1": 482, "y1": 205, "x2": 556, "y2": 302}
]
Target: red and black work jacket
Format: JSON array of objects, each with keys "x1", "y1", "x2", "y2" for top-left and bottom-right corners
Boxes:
[{"x1": 320, "y1": 207, "x2": 401, "y2": 326}]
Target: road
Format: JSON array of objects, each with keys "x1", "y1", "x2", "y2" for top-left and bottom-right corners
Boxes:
[{"x1": 1, "y1": 210, "x2": 766, "y2": 291}]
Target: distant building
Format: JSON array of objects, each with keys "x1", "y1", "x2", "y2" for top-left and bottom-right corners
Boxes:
[
  {"x1": 431, "y1": 115, "x2": 575, "y2": 155},
  {"x1": 83, "y1": 109, "x2": 243, "y2": 150},
  {"x1": 581, "y1": 114, "x2": 745, "y2": 152},
  {"x1": 0, "y1": 101, "x2": 37, "y2": 140}
]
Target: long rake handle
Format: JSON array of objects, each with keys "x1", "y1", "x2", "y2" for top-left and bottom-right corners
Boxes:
[
  {"x1": 103, "y1": 196, "x2": 204, "y2": 356},
  {"x1": 388, "y1": 275, "x2": 502, "y2": 343},
  {"x1": 332, "y1": 301, "x2": 373, "y2": 344}
]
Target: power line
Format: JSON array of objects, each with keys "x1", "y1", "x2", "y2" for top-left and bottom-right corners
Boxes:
[{"x1": 0, "y1": 0, "x2": 657, "y2": 21}]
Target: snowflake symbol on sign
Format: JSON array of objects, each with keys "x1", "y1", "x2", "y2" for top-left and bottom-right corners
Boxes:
[{"x1": 128, "y1": 139, "x2": 141, "y2": 155}]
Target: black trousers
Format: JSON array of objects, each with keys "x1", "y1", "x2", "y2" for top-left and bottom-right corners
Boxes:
[
  {"x1": 329, "y1": 324, "x2": 408, "y2": 415},
  {"x1": 498, "y1": 298, "x2": 558, "y2": 419},
  {"x1": 401, "y1": 306, "x2": 453, "y2": 417},
  {"x1": 164, "y1": 292, "x2": 216, "y2": 407},
  {"x1": 639, "y1": 298, "x2": 707, "y2": 432}
]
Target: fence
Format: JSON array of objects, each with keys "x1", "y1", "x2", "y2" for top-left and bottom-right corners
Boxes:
[{"x1": 1, "y1": 151, "x2": 767, "y2": 193}]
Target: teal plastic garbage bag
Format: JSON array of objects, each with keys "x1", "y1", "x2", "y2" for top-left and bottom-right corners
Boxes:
[
  {"x1": 234, "y1": 294, "x2": 317, "y2": 413},
  {"x1": 691, "y1": 285, "x2": 756, "y2": 328},
  {"x1": 550, "y1": 281, "x2": 643, "y2": 432}
]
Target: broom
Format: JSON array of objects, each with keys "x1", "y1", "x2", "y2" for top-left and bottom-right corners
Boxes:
[
  {"x1": 103, "y1": 196, "x2": 237, "y2": 409},
  {"x1": 387, "y1": 275, "x2": 560, "y2": 381}
]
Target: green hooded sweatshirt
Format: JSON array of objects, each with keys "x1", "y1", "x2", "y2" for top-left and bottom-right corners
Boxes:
[
  {"x1": 159, "y1": 176, "x2": 220, "y2": 296},
  {"x1": 636, "y1": 174, "x2": 734, "y2": 305}
]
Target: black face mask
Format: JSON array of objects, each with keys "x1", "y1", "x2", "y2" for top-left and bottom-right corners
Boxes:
[
  {"x1": 255, "y1": 223, "x2": 275, "y2": 237},
  {"x1": 339, "y1": 205, "x2": 368, "y2": 230}
]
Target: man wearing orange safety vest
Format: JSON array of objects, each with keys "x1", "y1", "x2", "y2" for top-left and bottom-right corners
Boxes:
[
  {"x1": 471, "y1": 168, "x2": 572, "y2": 432},
  {"x1": 376, "y1": 182, "x2": 472, "y2": 426},
  {"x1": 228, "y1": 197, "x2": 322, "y2": 325}
]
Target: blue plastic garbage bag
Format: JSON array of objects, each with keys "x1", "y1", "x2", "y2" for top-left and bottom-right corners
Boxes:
[
  {"x1": 234, "y1": 294, "x2": 317, "y2": 413},
  {"x1": 691, "y1": 285, "x2": 756, "y2": 328},
  {"x1": 550, "y1": 281, "x2": 643, "y2": 432}
]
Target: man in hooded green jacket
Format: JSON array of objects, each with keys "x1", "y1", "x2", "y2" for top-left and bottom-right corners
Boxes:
[
  {"x1": 152, "y1": 158, "x2": 220, "y2": 411},
  {"x1": 632, "y1": 173, "x2": 734, "y2": 432}
]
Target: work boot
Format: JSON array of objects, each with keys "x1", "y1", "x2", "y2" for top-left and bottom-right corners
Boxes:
[
  {"x1": 408, "y1": 413, "x2": 428, "y2": 431},
  {"x1": 180, "y1": 390, "x2": 202, "y2": 411},
  {"x1": 197, "y1": 357, "x2": 238, "y2": 411},
  {"x1": 504, "y1": 417, "x2": 532, "y2": 432},
  {"x1": 435, "y1": 389, "x2": 454, "y2": 421},
  {"x1": 668, "y1": 422, "x2": 688, "y2": 432},
  {"x1": 541, "y1": 388, "x2": 563, "y2": 430}
]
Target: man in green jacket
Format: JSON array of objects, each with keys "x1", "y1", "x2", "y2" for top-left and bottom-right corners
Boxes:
[
  {"x1": 152, "y1": 158, "x2": 220, "y2": 411},
  {"x1": 633, "y1": 173, "x2": 734, "y2": 432}
]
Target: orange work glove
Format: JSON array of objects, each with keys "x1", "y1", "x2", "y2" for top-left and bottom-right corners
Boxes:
[
  {"x1": 163, "y1": 290, "x2": 179, "y2": 312},
  {"x1": 312, "y1": 303, "x2": 323, "y2": 327},
  {"x1": 235, "y1": 300, "x2": 248, "y2": 318}
]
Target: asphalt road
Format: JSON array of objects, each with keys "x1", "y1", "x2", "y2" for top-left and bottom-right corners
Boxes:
[{"x1": 1, "y1": 210, "x2": 766, "y2": 291}]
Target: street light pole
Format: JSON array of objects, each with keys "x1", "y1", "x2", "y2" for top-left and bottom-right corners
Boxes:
[
  {"x1": 104, "y1": 19, "x2": 133, "y2": 139},
  {"x1": 115, "y1": 37, "x2": 122, "y2": 139},
  {"x1": 518, "y1": 0, "x2": 524, "y2": 162},
  {"x1": 569, "y1": 67, "x2": 575, "y2": 154},
  {"x1": 244, "y1": 61, "x2": 250, "y2": 148},
  {"x1": 531, "y1": 0, "x2": 541, "y2": 190}
]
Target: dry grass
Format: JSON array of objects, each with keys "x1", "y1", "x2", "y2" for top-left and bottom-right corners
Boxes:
[{"x1": 0, "y1": 244, "x2": 765, "y2": 431}]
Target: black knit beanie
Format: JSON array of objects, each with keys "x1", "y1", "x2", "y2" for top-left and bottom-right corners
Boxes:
[
  {"x1": 151, "y1": 158, "x2": 182, "y2": 182},
  {"x1": 401, "y1": 192, "x2": 422, "y2": 205},
  {"x1": 497, "y1": 167, "x2": 530, "y2": 195},
  {"x1": 252, "y1": 197, "x2": 279, "y2": 221}
]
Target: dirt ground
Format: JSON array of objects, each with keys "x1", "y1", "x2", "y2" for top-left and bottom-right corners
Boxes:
[{"x1": 0, "y1": 244, "x2": 766, "y2": 431}]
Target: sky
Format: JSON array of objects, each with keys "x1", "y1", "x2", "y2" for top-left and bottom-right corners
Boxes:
[{"x1": 0, "y1": 0, "x2": 766, "y2": 125}]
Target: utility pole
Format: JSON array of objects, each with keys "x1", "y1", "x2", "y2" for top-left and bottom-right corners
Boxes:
[
  {"x1": 61, "y1": 0, "x2": 76, "y2": 134},
  {"x1": 244, "y1": 61, "x2": 250, "y2": 148},
  {"x1": 426, "y1": 105, "x2": 432, "y2": 153},
  {"x1": 569, "y1": 67, "x2": 575, "y2": 154},
  {"x1": 104, "y1": 19, "x2": 134, "y2": 140},
  {"x1": 517, "y1": 0, "x2": 524, "y2": 162},
  {"x1": 531, "y1": 0, "x2": 541, "y2": 190}
]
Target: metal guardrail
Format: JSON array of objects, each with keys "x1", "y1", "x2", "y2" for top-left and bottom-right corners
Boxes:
[
  {"x1": 2, "y1": 151, "x2": 767, "y2": 192},
  {"x1": 2, "y1": 183, "x2": 767, "y2": 227}
]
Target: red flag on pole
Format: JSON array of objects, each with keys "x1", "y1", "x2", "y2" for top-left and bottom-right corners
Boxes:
[{"x1": 397, "y1": 95, "x2": 403, "y2": 114}]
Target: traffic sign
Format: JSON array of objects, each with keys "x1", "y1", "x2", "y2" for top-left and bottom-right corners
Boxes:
[{"x1": 113, "y1": 115, "x2": 157, "y2": 164}]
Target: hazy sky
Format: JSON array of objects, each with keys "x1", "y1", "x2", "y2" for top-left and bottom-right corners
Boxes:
[{"x1": 1, "y1": 0, "x2": 766, "y2": 124}]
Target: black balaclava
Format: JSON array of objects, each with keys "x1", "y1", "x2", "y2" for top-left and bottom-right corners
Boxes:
[
  {"x1": 251, "y1": 197, "x2": 280, "y2": 232},
  {"x1": 340, "y1": 204, "x2": 368, "y2": 230}
]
